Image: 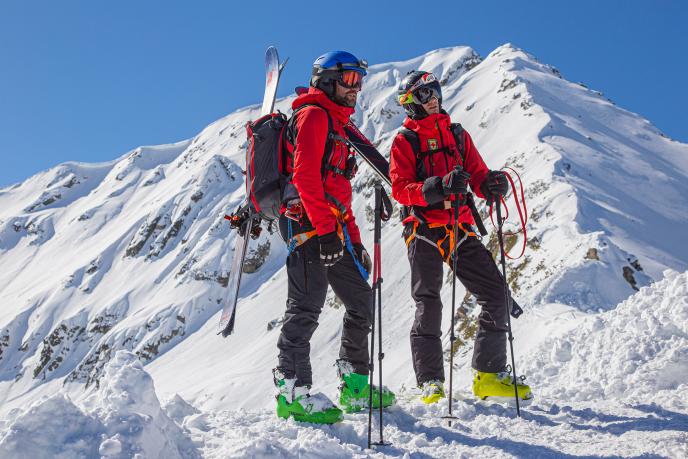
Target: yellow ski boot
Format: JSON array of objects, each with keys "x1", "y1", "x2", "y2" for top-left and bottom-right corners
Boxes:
[
  {"x1": 473, "y1": 367, "x2": 532, "y2": 402},
  {"x1": 420, "y1": 380, "x2": 445, "y2": 405}
]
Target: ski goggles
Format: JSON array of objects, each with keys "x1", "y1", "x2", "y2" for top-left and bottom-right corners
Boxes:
[
  {"x1": 398, "y1": 73, "x2": 442, "y2": 105},
  {"x1": 337, "y1": 70, "x2": 364, "y2": 89}
]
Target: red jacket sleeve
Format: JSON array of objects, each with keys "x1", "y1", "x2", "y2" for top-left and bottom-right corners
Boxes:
[
  {"x1": 291, "y1": 107, "x2": 337, "y2": 236},
  {"x1": 389, "y1": 134, "x2": 429, "y2": 207},
  {"x1": 461, "y1": 130, "x2": 490, "y2": 199},
  {"x1": 343, "y1": 212, "x2": 361, "y2": 245}
]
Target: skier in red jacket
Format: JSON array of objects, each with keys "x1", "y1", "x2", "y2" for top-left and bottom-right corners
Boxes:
[
  {"x1": 273, "y1": 51, "x2": 394, "y2": 424},
  {"x1": 389, "y1": 70, "x2": 532, "y2": 404}
]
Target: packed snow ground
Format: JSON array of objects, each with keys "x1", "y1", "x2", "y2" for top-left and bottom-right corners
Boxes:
[
  {"x1": 1, "y1": 272, "x2": 687, "y2": 458},
  {"x1": 1, "y1": 43, "x2": 688, "y2": 457},
  {"x1": 0, "y1": 351, "x2": 199, "y2": 458}
]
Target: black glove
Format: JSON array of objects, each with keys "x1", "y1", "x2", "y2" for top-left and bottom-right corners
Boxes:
[
  {"x1": 343, "y1": 156, "x2": 358, "y2": 180},
  {"x1": 421, "y1": 176, "x2": 445, "y2": 205},
  {"x1": 319, "y1": 231, "x2": 344, "y2": 266},
  {"x1": 442, "y1": 166, "x2": 471, "y2": 195},
  {"x1": 511, "y1": 298, "x2": 523, "y2": 319},
  {"x1": 480, "y1": 170, "x2": 509, "y2": 206},
  {"x1": 353, "y1": 243, "x2": 372, "y2": 274}
]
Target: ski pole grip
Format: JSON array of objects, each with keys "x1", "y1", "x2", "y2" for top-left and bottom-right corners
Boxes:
[
  {"x1": 374, "y1": 185, "x2": 382, "y2": 242},
  {"x1": 374, "y1": 184, "x2": 381, "y2": 209},
  {"x1": 380, "y1": 187, "x2": 393, "y2": 222}
]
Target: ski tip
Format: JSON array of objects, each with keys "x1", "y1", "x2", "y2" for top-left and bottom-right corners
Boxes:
[{"x1": 265, "y1": 46, "x2": 279, "y2": 64}]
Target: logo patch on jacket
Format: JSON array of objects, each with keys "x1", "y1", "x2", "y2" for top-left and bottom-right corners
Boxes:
[{"x1": 427, "y1": 138, "x2": 438, "y2": 150}]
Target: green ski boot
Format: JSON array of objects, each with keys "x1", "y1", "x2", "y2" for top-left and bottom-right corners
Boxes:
[
  {"x1": 273, "y1": 369, "x2": 343, "y2": 424},
  {"x1": 336, "y1": 360, "x2": 396, "y2": 413}
]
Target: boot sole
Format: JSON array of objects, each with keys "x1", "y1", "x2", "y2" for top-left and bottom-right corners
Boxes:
[
  {"x1": 277, "y1": 398, "x2": 343, "y2": 424},
  {"x1": 477, "y1": 395, "x2": 534, "y2": 405},
  {"x1": 340, "y1": 393, "x2": 397, "y2": 413},
  {"x1": 292, "y1": 413, "x2": 343, "y2": 424},
  {"x1": 278, "y1": 409, "x2": 343, "y2": 424}
]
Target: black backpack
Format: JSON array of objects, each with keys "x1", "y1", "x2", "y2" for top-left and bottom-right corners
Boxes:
[
  {"x1": 244, "y1": 104, "x2": 340, "y2": 221},
  {"x1": 244, "y1": 112, "x2": 288, "y2": 221}
]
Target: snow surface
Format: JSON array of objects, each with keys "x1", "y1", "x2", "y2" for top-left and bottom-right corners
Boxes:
[
  {"x1": 523, "y1": 269, "x2": 688, "y2": 408},
  {"x1": 0, "y1": 351, "x2": 199, "y2": 458},
  {"x1": 1, "y1": 43, "x2": 687, "y2": 457},
  {"x1": 2, "y1": 280, "x2": 687, "y2": 458}
]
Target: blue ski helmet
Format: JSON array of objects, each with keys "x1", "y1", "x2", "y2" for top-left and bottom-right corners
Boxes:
[{"x1": 310, "y1": 51, "x2": 368, "y2": 98}]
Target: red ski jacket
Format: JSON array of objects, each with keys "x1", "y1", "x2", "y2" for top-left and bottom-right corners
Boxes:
[
  {"x1": 390, "y1": 112, "x2": 490, "y2": 226},
  {"x1": 288, "y1": 87, "x2": 362, "y2": 244}
]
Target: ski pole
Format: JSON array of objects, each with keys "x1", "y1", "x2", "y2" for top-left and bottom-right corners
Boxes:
[
  {"x1": 375, "y1": 185, "x2": 390, "y2": 446},
  {"x1": 367, "y1": 242, "x2": 376, "y2": 449},
  {"x1": 442, "y1": 189, "x2": 464, "y2": 427},
  {"x1": 369, "y1": 184, "x2": 392, "y2": 448},
  {"x1": 495, "y1": 199, "x2": 521, "y2": 417}
]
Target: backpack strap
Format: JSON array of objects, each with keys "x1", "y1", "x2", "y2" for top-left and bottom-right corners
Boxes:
[
  {"x1": 399, "y1": 128, "x2": 421, "y2": 156},
  {"x1": 449, "y1": 123, "x2": 487, "y2": 236},
  {"x1": 399, "y1": 128, "x2": 427, "y2": 180},
  {"x1": 287, "y1": 104, "x2": 334, "y2": 178},
  {"x1": 398, "y1": 128, "x2": 432, "y2": 220}
]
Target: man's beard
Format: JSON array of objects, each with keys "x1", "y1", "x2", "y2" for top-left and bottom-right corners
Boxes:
[{"x1": 333, "y1": 91, "x2": 357, "y2": 108}]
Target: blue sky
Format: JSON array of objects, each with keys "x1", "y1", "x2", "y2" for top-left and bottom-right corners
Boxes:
[{"x1": 1, "y1": 0, "x2": 686, "y2": 187}]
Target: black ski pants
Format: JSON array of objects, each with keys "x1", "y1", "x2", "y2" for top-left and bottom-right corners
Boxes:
[
  {"x1": 276, "y1": 216, "x2": 373, "y2": 387},
  {"x1": 405, "y1": 223, "x2": 508, "y2": 385}
]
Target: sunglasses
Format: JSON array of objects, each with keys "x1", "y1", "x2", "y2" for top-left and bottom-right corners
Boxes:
[{"x1": 337, "y1": 70, "x2": 364, "y2": 89}]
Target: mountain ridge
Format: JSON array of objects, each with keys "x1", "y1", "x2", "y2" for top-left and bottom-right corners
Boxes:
[{"x1": 0, "y1": 43, "x2": 686, "y2": 418}]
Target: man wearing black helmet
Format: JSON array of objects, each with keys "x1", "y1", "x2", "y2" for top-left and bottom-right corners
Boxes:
[
  {"x1": 389, "y1": 70, "x2": 532, "y2": 404},
  {"x1": 273, "y1": 51, "x2": 395, "y2": 424}
]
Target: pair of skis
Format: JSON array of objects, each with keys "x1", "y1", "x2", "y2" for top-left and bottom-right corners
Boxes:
[
  {"x1": 217, "y1": 47, "x2": 285, "y2": 337},
  {"x1": 218, "y1": 47, "x2": 391, "y2": 338}
]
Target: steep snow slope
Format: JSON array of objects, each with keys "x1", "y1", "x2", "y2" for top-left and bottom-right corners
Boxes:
[{"x1": 1, "y1": 43, "x2": 687, "y2": 443}]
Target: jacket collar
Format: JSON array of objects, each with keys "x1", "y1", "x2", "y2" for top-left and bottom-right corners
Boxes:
[
  {"x1": 402, "y1": 111, "x2": 452, "y2": 136},
  {"x1": 291, "y1": 87, "x2": 355, "y2": 125}
]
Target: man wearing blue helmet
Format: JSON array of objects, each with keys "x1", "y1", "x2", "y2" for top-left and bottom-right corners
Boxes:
[{"x1": 273, "y1": 51, "x2": 395, "y2": 424}]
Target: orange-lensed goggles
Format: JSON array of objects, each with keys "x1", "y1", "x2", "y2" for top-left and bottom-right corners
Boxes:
[{"x1": 338, "y1": 70, "x2": 364, "y2": 89}]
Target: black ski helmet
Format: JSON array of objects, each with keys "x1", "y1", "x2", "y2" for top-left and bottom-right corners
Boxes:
[
  {"x1": 310, "y1": 51, "x2": 368, "y2": 99},
  {"x1": 397, "y1": 71, "x2": 442, "y2": 120}
]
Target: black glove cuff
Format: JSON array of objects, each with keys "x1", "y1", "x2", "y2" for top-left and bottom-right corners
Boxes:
[
  {"x1": 421, "y1": 176, "x2": 445, "y2": 205},
  {"x1": 319, "y1": 231, "x2": 341, "y2": 246}
]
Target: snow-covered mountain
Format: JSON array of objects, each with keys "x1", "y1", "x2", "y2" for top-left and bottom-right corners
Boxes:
[{"x1": 1, "y1": 44, "x2": 687, "y2": 457}]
